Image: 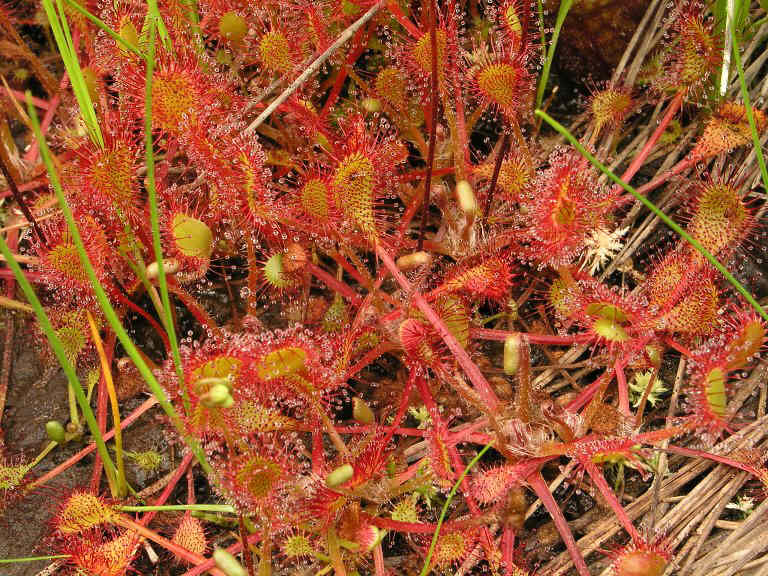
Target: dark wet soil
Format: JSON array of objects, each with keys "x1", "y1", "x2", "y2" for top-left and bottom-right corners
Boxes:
[{"x1": 0, "y1": 314, "x2": 175, "y2": 575}]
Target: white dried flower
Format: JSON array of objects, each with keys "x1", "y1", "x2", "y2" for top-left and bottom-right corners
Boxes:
[{"x1": 580, "y1": 226, "x2": 629, "y2": 275}]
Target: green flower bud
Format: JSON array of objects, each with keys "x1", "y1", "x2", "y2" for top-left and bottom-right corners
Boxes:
[
  {"x1": 325, "y1": 463, "x2": 354, "y2": 488},
  {"x1": 202, "y1": 383, "x2": 234, "y2": 408},
  {"x1": 46, "y1": 420, "x2": 66, "y2": 444}
]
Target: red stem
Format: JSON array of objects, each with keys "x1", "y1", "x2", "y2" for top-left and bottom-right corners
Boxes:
[
  {"x1": 344, "y1": 341, "x2": 396, "y2": 379},
  {"x1": 400, "y1": 165, "x2": 454, "y2": 183},
  {"x1": 615, "y1": 359, "x2": 631, "y2": 417},
  {"x1": 373, "y1": 542, "x2": 386, "y2": 576},
  {"x1": 311, "y1": 413, "x2": 326, "y2": 474},
  {"x1": 0, "y1": 174, "x2": 50, "y2": 198},
  {"x1": 380, "y1": 370, "x2": 416, "y2": 447},
  {"x1": 631, "y1": 155, "x2": 695, "y2": 198},
  {"x1": 663, "y1": 336, "x2": 693, "y2": 357},
  {"x1": 0, "y1": 268, "x2": 42, "y2": 282},
  {"x1": 7, "y1": 89, "x2": 50, "y2": 109},
  {"x1": 501, "y1": 527, "x2": 516, "y2": 573},
  {"x1": 471, "y1": 327, "x2": 595, "y2": 346},
  {"x1": 611, "y1": 92, "x2": 684, "y2": 195},
  {"x1": 413, "y1": 373, "x2": 496, "y2": 558},
  {"x1": 377, "y1": 246, "x2": 500, "y2": 411},
  {"x1": 139, "y1": 452, "x2": 195, "y2": 527},
  {"x1": 527, "y1": 472, "x2": 590, "y2": 576},
  {"x1": 115, "y1": 290, "x2": 171, "y2": 352},
  {"x1": 180, "y1": 533, "x2": 263, "y2": 576},
  {"x1": 566, "y1": 370, "x2": 613, "y2": 413},
  {"x1": 664, "y1": 444, "x2": 763, "y2": 478},
  {"x1": 483, "y1": 133, "x2": 510, "y2": 220},
  {"x1": 385, "y1": 0, "x2": 420, "y2": 37},
  {"x1": 120, "y1": 516, "x2": 226, "y2": 575},
  {"x1": 307, "y1": 262, "x2": 362, "y2": 304},
  {"x1": 447, "y1": 18, "x2": 469, "y2": 173},
  {"x1": 329, "y1": 250, "x2": 369, "y2": 288},
  {"x1": 320, "y1": 25, "x2": 369, "y2": 117},
  {"x1": 368, "y1": 515, "x2": 444, "y2": 533},
  {"x1": 581, "y1": 458, "x2": 640, "y2": 543},
  {"x1": 167, "y1": 280, "x2": 221, "y2": 336},
  {"x1": 239, "y1": 515, "x2": 256, "y2": 576},
  {"x1": 24, "y1": 33, "x2": 76, "y2": 164}
]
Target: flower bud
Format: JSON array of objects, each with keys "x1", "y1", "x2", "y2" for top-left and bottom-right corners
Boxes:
[
  {"x1": 146, "y1": 258, "x2": 180, "y2": 279},
  {"x1": 325, "y1": 463, "x2": 354, "y2": 488},
  {"x1": 455, "y1": 180, "x2": 477, "y2": 219},
  {"x1": 46, "y1": 420, "x2": 66, "y2": 444},
  {"x1": 201, "y1": 384, "x2": 234, "y2": 408}
]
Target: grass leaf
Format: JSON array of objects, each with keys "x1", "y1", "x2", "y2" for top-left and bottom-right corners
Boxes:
[
  {"x1": 41, "y1": 0, "x2": 103, "y2": 147},
  {"x1": 419, "y1": 442, "x2": 494, "y2": 576},
  {"x1": 24, "y1": 93, "x2": 213, "y2": 476},
  {"x1": 535, "y1": 0, "x2": 573, "y2": 109}
]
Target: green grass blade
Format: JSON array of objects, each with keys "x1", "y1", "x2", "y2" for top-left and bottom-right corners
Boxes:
[
  {"x1": 62, "y1": 0, "x2": 143, "y2": 56},
  {"x1": 144, "y1": 18, "x2": 187, "y2": 409},
  {"x1": 535, "y1": 108, "x2": 768, "y2": 322},
  {"x1": 117, "y1": 503, "x2": 236, "y2": 513},
  {"x1": 40, "y1": 0, "x2": 103, "y2": 147},
  {"x1": 419, "y1": 442, "x2": 494, "y2": 576},
  {"x1": 0, "y1": 555, "x2": 71, "y2": 564},
  {"x1": 731, "y1": 16, "x2": 768, "y2": 193},
  {"x1": 0, "y1": 227, "x2": 118, "y2": 488},
  {"x1": 147, "y1": 0, "x2": 172, "y2": 50},
  {"x1": 535, "y1": 0, "x2": 573, "y2": 109},
  {"x1": 25, "y1": 94, "x2": 213, "y2": 476}
]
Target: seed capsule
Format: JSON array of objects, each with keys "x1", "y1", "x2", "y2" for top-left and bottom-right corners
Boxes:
[
  {"x1": 396, "y1": 251, "x2": 432, "y2": 270},
  {"x1": 503, "y1": 334, "x2": 522, "y2": 376}
]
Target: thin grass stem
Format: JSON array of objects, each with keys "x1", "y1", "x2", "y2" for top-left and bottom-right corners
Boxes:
[
  {"x1": 535, "y1": 0, "x2": 573, "y2": 109},
  {"x1": 0, "y1": 223, "x2": 118, "y2": 487},
  {"x1": 535, "y1": 109, "x2": 768, "y2": 322},
  {"x1": 24, "y1": 93, "x2": 213, "y2": 476},
  {"x1": 419, "y1": 442, "x2": 494, "y2": 576}
]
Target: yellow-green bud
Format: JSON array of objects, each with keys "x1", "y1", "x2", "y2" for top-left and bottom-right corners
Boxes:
[
  {"x1": 325, "y1": 463, "x2": 354, "y2": 487},
  {"x1": 46, "y1": 420, "x2": 66, "y2": 444},
  {"x1": 503, "y1": 334, "x2": 521, "y2": 376},
  {"x1": 352, "y1": 397, "x2": 375, "y2": 425},
  {"x1": 202, "y1": 384, "x2": 234, "y2": 408},
  {"x1": 213, "y1": 548, "x2": 248, "y2": 576}
]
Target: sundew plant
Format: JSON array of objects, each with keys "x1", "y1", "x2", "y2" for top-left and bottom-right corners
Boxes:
[{"x1": 1, "y1": 0, "x2": 768, "y2": 574}]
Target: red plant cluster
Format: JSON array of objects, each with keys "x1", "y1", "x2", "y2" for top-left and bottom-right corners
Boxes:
[{"x1": 1, "y1": 0, "x2": 768, "y2": 574}]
